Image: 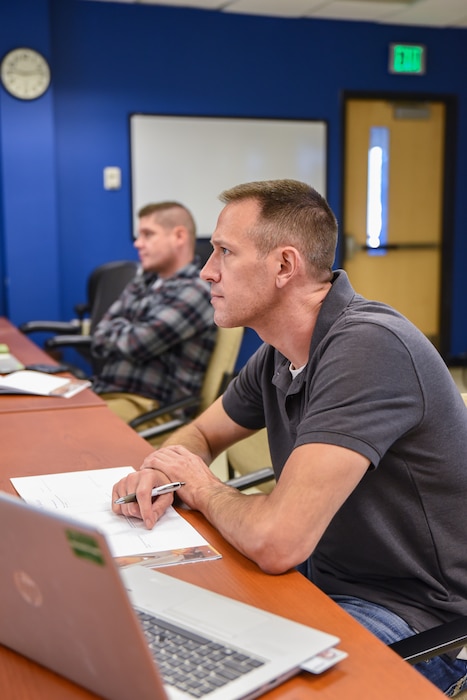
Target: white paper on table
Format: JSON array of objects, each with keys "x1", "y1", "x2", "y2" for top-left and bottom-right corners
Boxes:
[
  {"x1": 11, "y1": 466, "x2": 210, "y2": 558},
  {"x1": 0, "y1": 370, "x2": 90, "y2": 397}
]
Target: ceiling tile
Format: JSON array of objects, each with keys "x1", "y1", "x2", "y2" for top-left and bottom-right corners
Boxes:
[
  {"x1": 223, "y1": 0, "x2": 325, "y2": 18},
  {"x1": 303, "y1": 0, "x2": 408, "y2": 22},
  {"x1": 79, "y1": 0, "x2": 467, "y2": 28},
  {"x1": 379, "y1": 0, "x2": 467, "y2": 27},
  {"x1": 138, "y1": 0, "x2": 226, "y2": 7}
]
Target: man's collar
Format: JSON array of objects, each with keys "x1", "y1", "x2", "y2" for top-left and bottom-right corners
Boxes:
[{"x1": 308, "y1": 270, "x2": 355, "y2": 358}]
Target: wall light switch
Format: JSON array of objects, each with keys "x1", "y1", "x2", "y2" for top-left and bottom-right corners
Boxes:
[{"x1": 103, "y1": 166, "x2": 121, "y2": 190}]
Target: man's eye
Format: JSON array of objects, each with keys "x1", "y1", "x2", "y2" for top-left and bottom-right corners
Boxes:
[{"x1": 221, "y1": 247, "x2": 230, "y2": 256}]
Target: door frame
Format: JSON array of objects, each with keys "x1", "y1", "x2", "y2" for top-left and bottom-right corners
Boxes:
[{"x1": 339, "y1": 90, "x2": 458, "y2": 360}]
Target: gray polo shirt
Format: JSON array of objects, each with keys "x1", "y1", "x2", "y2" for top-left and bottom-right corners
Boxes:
[{"x1": 223, "y1": 270, "x2": 467, "y2": 632}]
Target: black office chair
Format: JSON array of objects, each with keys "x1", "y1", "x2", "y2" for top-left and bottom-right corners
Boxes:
[
  {"x1": 388, "y1": 619, "x2": 467, "y2": 665},
  {"x1": 32, "y1": 248, "x2": 212, "y2": 378},
  {"x1": 194, "y1": 237, "x2": 213, "y2": 268},
  {"x1": 20, "y1": 260, "x2": 138, "y2": 376}
]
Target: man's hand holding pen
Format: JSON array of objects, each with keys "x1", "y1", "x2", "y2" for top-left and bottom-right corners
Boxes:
[
  {"x1": 111, "y1": 445, "x2": 224, "y2": 530},
  {"x1": 114, "y1": 481, "x2": 185, "y2": 505},
  {"x1": 112, "y1": 468, "x2": 178, "y2": 529}
]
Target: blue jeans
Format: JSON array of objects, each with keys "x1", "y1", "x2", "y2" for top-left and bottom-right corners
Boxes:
[{"x1": 331, "y1": 595, "x2": 467, "y2": 697}]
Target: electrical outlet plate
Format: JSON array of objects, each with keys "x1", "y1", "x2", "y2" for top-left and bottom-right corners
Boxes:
[{"x1": 103, "y1": 166, "x2": 121, "y2": 190}]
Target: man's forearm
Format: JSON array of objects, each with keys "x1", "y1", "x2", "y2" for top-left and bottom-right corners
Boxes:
[
  {"x1": 140, "y1": 423, "x2": 281, "y2": 568},
  {"x1": 194, "y1": 482, "x2": 290, "y2": 574},
  {"x1": 91, "y1": 318, "x2": 129, "y2": 357},
  {"x1": 158, "y1": 422, "x2": 215, "y2": 465}
]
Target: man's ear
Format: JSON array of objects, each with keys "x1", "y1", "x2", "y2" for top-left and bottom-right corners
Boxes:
[
  {"x1": 276, "y1": 246, "x2": 300, "y2": 288},
  {"x1": 173, "y1": 225, "x2": 188, "y2": 246}
]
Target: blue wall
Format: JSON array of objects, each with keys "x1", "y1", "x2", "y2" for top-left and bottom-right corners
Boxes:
[
  {"x1": 1, "y1": 0, "x2": 467, "y2": 359},
  {"x1": 0, "y1": 0, "x2": 60, "y2": 322}
]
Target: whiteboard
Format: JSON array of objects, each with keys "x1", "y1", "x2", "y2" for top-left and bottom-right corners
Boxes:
[{"x1": 130, "y1": 114, "x2": 327, "y2": 237}]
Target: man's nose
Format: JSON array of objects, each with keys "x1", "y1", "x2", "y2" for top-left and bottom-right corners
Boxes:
[{"x1": 200, "y1": 252, "x2": 216, "y2": 281}]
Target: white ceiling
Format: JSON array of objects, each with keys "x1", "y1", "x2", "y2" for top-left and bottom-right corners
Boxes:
[{"x1": 88, "y1": 0, "x2": 467, "y2": 29}]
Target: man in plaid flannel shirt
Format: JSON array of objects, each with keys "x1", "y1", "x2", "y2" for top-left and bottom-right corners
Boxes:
[{"x1": 91, "y1": 201, "x2": 217, "y2": 428}]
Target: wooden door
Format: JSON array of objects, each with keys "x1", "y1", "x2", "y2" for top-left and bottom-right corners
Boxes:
[{"x1": 343, "y1": 98, "x2": 445, "y2": 346}]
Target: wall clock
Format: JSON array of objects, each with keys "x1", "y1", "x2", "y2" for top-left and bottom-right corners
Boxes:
[{"x1": 1, "y1": 48, "x2": 51, "y2": 100}]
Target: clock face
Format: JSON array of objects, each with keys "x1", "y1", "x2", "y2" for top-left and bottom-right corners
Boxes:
[{"x1": 1, "y1": 48, "x2": 51, "y2": 100}]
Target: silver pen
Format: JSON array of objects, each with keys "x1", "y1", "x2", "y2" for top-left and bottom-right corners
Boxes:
[{"x1": 114, "y1": 481, "x2": 185, "y2": 505}]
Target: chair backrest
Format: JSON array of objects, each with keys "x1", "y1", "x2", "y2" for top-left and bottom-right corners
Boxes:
[
  {"x1": 88, "y1": 261, "x2": 139, "y2": 333},
  {"x1": 226, "y1": 429, "x2": 275, "y2": 494},
  {"x1": 200, "y1": 326, "x2": 244, "y2": 413},
  {"x1": 194, "y1": 238, "x2": 213, "y2": 269}
]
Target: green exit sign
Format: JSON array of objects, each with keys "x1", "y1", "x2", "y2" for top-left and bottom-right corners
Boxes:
[{"x1": 389, "y1": 44, "x2": 426, "y2": 75}]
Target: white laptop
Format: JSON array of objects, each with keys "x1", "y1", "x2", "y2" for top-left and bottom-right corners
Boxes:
[{"x1": 0, "y1": 491, "x2": 342, "y2": 700}]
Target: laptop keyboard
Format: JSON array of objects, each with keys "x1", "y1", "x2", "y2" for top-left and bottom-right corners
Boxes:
[{"x1": 136, "y1": 609, "x2": 265, "y2": 698}]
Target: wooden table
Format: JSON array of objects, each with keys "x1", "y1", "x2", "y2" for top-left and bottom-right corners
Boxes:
[
  {"x1": 0, "y1": 405, "x2": 445, "y2": 699},
  {"x1": 0, "y1": 317, "x2": 104, "y2": 412}
]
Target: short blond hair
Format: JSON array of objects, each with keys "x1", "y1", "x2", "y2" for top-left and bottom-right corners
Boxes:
[
  {"x1": 220, "y1": 180, "x2": 337, "y2": 280},
  {"x1": 138, "y1": 201, "x2": 197, "y2": 244}
]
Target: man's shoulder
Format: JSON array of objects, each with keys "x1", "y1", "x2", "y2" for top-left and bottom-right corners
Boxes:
[{"x1": 327, "y1": 271, "x2": 425, "y2": 340}]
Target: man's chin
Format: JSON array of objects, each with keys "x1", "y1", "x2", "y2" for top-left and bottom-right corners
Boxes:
[
  {"x1": 141, "y1": 263, "x2": 156, "y2": 273},
  {"x1": 213, "y1": 311, "x2": 237, "y2": 328}
]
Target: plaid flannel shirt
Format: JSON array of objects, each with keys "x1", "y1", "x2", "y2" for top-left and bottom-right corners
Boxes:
[{"x1": 91, "y1": 262, "x2": 217, "y2": 410}]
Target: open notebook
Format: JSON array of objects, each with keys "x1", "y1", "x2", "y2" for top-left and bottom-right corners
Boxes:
[{"x1": 0, "y1": 492, "x2": 345, "y2": 700}]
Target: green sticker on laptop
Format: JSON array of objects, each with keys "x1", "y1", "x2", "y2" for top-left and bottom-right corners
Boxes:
[{"x1": 66, "y1": 529, "x2": 105, "y2": 565}]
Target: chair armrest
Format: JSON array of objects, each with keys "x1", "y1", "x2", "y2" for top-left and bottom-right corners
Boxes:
[
  {"x1": 129, "y1": 396, "x2": 201, "y2": 429},
  {"x1": 73, "y1": 303, "x2": 90, "y2": 320},
  {"x1": 137, "y1": 418, "x2": 187, "y2": 440},
  {"x1": 44, "y1": 334, "x2": 92, "y2": 350},
  {"x1": 225, "y1": 468, "x2": 275, "y2": 491},
  {"x1": 19, "y1": 320, "x2": 82, "y2": 335},
  {"x1": 388, "y1": 617, "x2": 467, "y2": 663}
]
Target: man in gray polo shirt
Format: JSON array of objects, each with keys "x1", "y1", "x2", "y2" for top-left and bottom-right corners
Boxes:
[{"x1": 113, "y1": 179, "x2": 467, "y2": 696}]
